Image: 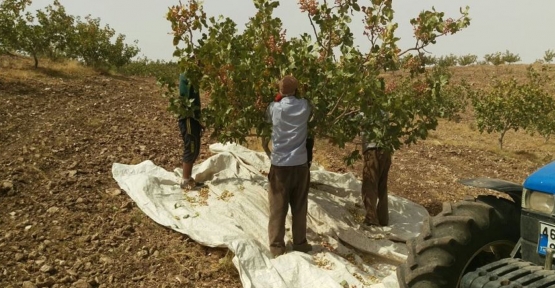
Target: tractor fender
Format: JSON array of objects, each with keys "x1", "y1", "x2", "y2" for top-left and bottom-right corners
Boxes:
[{"x1": 458, "y1": 178, "x2": 523, "y2": 204}]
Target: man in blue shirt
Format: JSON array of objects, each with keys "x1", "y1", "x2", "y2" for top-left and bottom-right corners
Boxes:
[
  {"x1": 265, "y1": 75, "x2": 312, "y2": 257},
  {"x1": 178, "y1": 72, "x2": 202, "y2": 190}
]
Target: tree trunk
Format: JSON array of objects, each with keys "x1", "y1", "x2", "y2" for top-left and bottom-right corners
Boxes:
[
  {"x1": 33, "y1": 54, "x2": 39, "y2": 69},
  {"x1": 499, "y1": 130, "x2": 506, "y2": 150}
]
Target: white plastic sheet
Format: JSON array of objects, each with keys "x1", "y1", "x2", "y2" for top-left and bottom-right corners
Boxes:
[{"x1": 111, "y1": 143, "x2": 428, "y2": 288}]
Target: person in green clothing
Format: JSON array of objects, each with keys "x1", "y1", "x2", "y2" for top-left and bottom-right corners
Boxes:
[{"x1": 177, "y1": 72, "x2": 203, "y2": 190}]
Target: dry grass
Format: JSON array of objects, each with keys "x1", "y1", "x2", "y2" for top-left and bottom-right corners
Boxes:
[
  {"x1": 0, "y1": 54, "x2": 96, "y2": 81},
  {"x1": 426, "y1": 119, "x2": 555, "y2": 163},
  {"x1": 218, "y1": 250, "x2": 237, "y2": 274}
]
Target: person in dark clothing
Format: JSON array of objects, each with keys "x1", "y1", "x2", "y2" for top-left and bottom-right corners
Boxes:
[
  {"x1": 361, "y1": 136, "x2": 392, "y2": 227},
  {"x1": 178, "y1": 72, "x2": 203, "y2": 190}
]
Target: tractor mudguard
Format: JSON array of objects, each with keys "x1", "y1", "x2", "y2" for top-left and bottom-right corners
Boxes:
[{"x1": 458, "y1": 178, "x2": 523, "y2": 204}]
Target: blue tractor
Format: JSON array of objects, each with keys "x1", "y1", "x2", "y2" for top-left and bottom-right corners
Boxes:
[{"x1": 397, "y1": 161, "x2": 555, "y2": 287}]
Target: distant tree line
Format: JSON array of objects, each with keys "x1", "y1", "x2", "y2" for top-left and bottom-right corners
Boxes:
[
  {"x1": 0, "y1": 0, "x2": 139, "y2": 69},
  {"x1": 393, "y1": 50, "x2": 523, "y2": 69},
  {"x1": 390, "y1": 49, "x2": 555, "y2": 69},
  {"x1": 117, "y1": 56, "x2": 180, "y2": 81}
]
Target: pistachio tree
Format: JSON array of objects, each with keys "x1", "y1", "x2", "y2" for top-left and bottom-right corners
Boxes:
[
  {"x1": 543, "y1": 49, "x2": 555, "y2": 64},
  {"x1": 458, "y1": 54, "x2": 477, "y2": 66},
  {"x1": 165, "y1": 0, "x2": 470, "y2": 160},
  {"x1": 526, "y1": 66, "x2": 555, "y2": 143},
  {"x1": 0, "y1": 0, "x2": 31, "y2": 53},
  {"x1": 471, "y1": 66, "x2": 554, "y2": 149}
]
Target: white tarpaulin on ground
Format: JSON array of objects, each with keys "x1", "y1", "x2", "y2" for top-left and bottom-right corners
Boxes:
[{"x1": 111, "y1": 143, "x2": 428, "y2": 288}]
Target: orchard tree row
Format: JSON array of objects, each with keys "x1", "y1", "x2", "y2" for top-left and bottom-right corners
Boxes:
[
  {"x1": 395, "y1": 49, "x2": 555, "y2": 68},
  {"x1": 117, "y1": 57, "x2": 180, "y2": 80},
  {"x1": 0, "y1": 0, "x2": 139, "y2": 69},
  {"x1": 398, "y1": 50, "x2": 521, "y2": 68},
  {"x1": 163, "y1": 0, "x2": 472, "y2": 162}
]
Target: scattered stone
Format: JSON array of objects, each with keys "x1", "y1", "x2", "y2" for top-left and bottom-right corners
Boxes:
[
  {"x1": 39, "y1": 264, "x2": 55, "y2": 274},
  {"x1": 55, "y1": 259, "x2": 65, "y2": 266},
  {"x1": 99, "y1": 255, "x2": 113, "y2": 264},
  {"x1": 66, "y1": 269, "x2": 78, "y2": 276},
  {"x1": 120, "y1": 201, "x2": 133, "y2": 210},
  {"x1": 60, "y1": 275, "x2": 74, "y2": 283},
  {"x1": 22, "y1": 281, "x2": 37, "y2": 288},
  {"x1": 87, "y1": 277, "x2": 99, "y2": 286},
  {"x1": 1, "y1": 180, "x2": 14, "y2": 193},
  {"x1": 47, "y1": 207, "x2": 59, "y2": 214},
  {"x1": 136, "y1": 249, "x2": 149, "y2": 258},
  {"x1": 131, "y1": 275, "x2": 145, "y2": 281},
  {"x1": 105, "y1": 188, "x2": 121, "y2": 196},
  {"x1": 14, "y1": 252, "x2": 26, "y2": 262},
  {"x1": 83, "y1": 262, "x2": 92, "y2": 271},
  {"x1": 120, "y1": 225, "x2": 134, "y2": 236},
  {"x1": 71, "y1": 279, "x2": 91, "y2": 288},
  {"x1": 36, "y1": 277, "x2": 55, "y2": 287},
  {"x1": 175, "y1": 275, "x2": 188, "y2": 284},
  {"x1": 152, "y1": 250, "x2": 160, "y2": 258}
]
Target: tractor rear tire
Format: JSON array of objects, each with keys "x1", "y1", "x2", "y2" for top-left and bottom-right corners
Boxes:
[{"x1": 397, "y1": 195, "x2": 520, "y2": 288}]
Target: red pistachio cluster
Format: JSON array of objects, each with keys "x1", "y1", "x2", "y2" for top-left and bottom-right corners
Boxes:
[{"x1": 298, "y1": 0, "x2": 318, "y2": 16}]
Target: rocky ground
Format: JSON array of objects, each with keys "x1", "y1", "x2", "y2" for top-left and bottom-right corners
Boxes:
[{"x1": 1, "y1": 57, "x2": 553, "y2": 287}]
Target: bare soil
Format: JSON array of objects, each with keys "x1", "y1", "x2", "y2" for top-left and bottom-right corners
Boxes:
[{"x1": 1, "y1": 56, "x2": 553, "y2": 287}]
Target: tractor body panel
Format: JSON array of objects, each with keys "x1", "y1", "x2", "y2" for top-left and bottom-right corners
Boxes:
[{"x1": 523, "y1": 161, "x2": 555, "y2": 194}]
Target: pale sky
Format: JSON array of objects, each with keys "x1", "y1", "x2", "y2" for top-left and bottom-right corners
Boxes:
[{"x1": 28, "y1": 0, "x2": 555, "y2": 64}]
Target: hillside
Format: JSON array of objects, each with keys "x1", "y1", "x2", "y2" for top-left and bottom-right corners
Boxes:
[{"x1": 1, "y1": 55, "x2": 553, "y2": 287}]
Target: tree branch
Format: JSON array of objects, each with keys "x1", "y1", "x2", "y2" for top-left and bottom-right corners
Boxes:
[
  {"x1": 333, "y1": 108, "x2": 359, "y2": 126},
  {"x1": 307, "y1": 14, "x2": 323, "y2": 48},
  {"x1": 327, "y1": 92, "x2": 345, "y2": 117}
]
